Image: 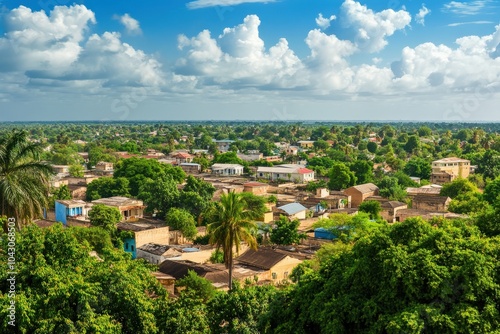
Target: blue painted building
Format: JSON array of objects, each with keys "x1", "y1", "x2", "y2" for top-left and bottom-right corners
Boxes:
[
  {"x1": 55, "y1": 200, "x2": 89, "y2": 225},
  {"x1": 123, "y1": 238, "x2": 137, "y2": 259},
  {"x1": 117, "y1": 222, "x2": 170, "y2": 260}
]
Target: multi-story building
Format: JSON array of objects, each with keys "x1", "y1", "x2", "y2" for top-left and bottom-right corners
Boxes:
[
  {"x1": 430, "y1": 157, "x2": 470, "y2": 184},
  {"x1": 92, "y1": 196, "x2": 146, "y2": 222}
]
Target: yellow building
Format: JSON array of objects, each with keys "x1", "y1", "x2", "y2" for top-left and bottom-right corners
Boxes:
[{"x1": 431, "y1": 157, "x2": 470, "y2": 184}]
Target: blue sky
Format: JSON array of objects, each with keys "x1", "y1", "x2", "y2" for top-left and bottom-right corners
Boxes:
[{"x1": 0, "y1": 0, "x2": 499, "y2": 121}]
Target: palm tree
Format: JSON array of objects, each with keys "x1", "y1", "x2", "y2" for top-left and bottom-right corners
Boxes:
[
  {"x1": 0, "y1": 130, "x2": 53, "y2": 230},
  {"x1": 207, "y1": 192, "x2": 258, "y2": 290}
]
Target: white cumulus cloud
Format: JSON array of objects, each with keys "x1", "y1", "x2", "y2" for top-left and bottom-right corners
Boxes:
[
  {"x1": 176, "y1": 15, "x2": 304, "y2": 89},
  {"x1": 0, "y1": 5, "x2": 163, "y2": 90},
  {"x1": 340, "y1": 0, "x2": 411, "y2": 53},
  {"x1": 115, "y1": 13, "x2": 142, "y2": 35},
  {"x1": 415, "y1": 4, "x2": 431, "y2": 26},
  {"x1": 315, "y1": 13, "x2": 336, "y2": 30},
  {"x1": 391, "y1": 24, "x2": 500, "y2": 92}
]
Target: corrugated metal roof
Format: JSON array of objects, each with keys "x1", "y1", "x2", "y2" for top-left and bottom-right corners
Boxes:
[
  {"x1": 278, "y1": 202, "x2": 307, "y2": 215},
  {"x1": 236, "y1": 248, "x2": 288, "y2": 270},
  {"x1": 159, "y1": 260, "x2": 229, "y2": 284}
]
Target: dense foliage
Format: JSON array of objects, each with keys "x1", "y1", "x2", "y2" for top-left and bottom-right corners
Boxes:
[
  {"x1": 0, "y1": 224, "x2": 164, "y2": 333},
  {"x1": 268, "y1": 218, "x2": 500, "y2": 333}
]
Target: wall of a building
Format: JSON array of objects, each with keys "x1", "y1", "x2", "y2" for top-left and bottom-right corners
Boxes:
[
  {"x1": 123, "y1": 238, "x2": 137, "y2": 259},
  {"x1": 54, "y1": 202, "x2": 67, "y2": 225},
  {"x1": 135, "y1": 227, "x2": 170, "y2": 248}
]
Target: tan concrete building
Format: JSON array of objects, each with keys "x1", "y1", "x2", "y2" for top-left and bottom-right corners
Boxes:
[
  {"x1": 431, "y1": 157, "x2": 470, "y2": 184},
  {"x1": 179, "y1": 163, "x2": 201, "y2": 174},
  {"x1": 412, "y1": 195, "x2": 451, "y2": 212},
  {"x1": 365, "y1": 196, "x2": 408, "y2": 223},
  {"x1": 96, "y1": 161, "x2": 114, "y2": 171},
  {"x1": 344, "y1": 183, "x2": 379, "y2": 207},
  {"x1": 243, "y1": 182, "x2": 269, "y2": 195},
  {"x1": 117, "y1": 221, "x2": 170, "y2": 259},
  {"x1": 297, "y1": 141, "x2": 315, "y2": 149},
  {"x1": 92, "y1": 196, "x2": 146, "y2": 222},
  {"x1": 236, "y1": 248, "x2": 302, "y2": 283}
]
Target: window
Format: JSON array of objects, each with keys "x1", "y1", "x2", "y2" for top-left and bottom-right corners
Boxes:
[
  {"x1": 284, "y1": 271, "x2": 289, "y2": 279},
  {"x1": 272, "y1": 272, "x2": 277, "y2": 280},
  {"x1": 125, "y1": 243, "x2": 129, "y2": 250},
  {"x1": 131, "y1": 245, "x2": 135, "y2": 251}
]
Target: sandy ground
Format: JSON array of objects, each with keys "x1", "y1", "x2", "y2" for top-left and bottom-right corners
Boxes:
[{"x1": 298, "y1": 217, "x2": 322, "y2": 232}]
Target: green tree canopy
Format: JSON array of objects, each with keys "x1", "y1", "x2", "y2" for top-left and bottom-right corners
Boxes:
[
  {"x1": 212, "y1": 151, "x2": 245, "y2": 165},
  {"x1": 269, "y1": 218, "x2": 500, "y2": 333},
  {"x1": 0, "y1": 130, "x2": 53, "y2": 229},
  {"x1": 86, "y1": 177, "x2": 131, "y2": 201},
  {"x1": 328, "y1": 162, "x2": 357, "y2": 190},
  {"x1": 176, "y1": 270, "x2": 217, "y2": 303},
  {"x1": 403, "y1": 157, "x2": 431, "y2": 179},
  {"x1": 367, "y1": 141, "x2": 378, "y2": 153},
  {"x1": 349, "y1": 160, "x2": 374, "y2": 184},
  {"x1": 476, "y1": 149, "x2": 500, "y2": 180},
  {"x1": 378, "y1": 176, "x2": 407, "y2": 202},
  {"x1": 183, "y1": 175, "x2": 216, "y2": 202},
  {"x1": 49, "y1": 184, "x2": 72, "y2": 208},
  {"x1": 358, "y1": 200, "x2": 382, "y2": 220},
  {"x1": 88, "y1": 204, "x2": 123, "y2": 233},
  {"x1": 440, "y1": 178, "x2": 478, "y2": 199},
  {"x1": 114, "y1": 158, "x2": 185, "y2": 196},
  {"x1": 0, "y1": 224, "x2": 164, "y2": 333},
  {"x1": 165, "y1": 208, "x2": 198, "y2": 240},
  {"x1": 137, "y1": 176, "x2": 179, "y2": 217},
  {"x1": 69, "y1": 164, "x2": 85, "y2": 177},
  {"x1": 270, "y1": 216, "x2": 306, "y2": 245},
  {"x1": 483, "y1": 176, "x2": 500, "y2": 204}
]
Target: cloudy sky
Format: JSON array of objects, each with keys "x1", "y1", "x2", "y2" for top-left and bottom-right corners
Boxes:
[{"x1": 0, "y1": 0, "x2": 499, "y2": 121}]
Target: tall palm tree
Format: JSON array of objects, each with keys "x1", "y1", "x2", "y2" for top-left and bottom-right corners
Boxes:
[
  {"x1": 0, "y1": 130, "x2": 53, "y2": 230},
  {"x1": 207, "y1": 192, "x2": 258, "y2": 290}
]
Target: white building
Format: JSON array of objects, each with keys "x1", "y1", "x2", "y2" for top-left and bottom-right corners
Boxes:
[
  {"x1": 211, "y1": 163, "x2": 244, "y2": 176},
  {"x1": 136, "y1": 243, "x2": 182, "y2": 265},
  {"x1": 256, "y1": 164, "x2": 315, "y2": 183}
]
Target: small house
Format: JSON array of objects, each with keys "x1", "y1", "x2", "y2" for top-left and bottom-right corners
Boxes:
[
  {"x1": 412, "y1": 195, "x2": 451, "y2": 212},
  {"x1": 236, "y1": 248, "x2": 302, "y2": 283},
  {"x1": 117, "y1": 221, "x2": 170, "y2": 259},
  {"x1": 91, "y1": 196, "x2": 146, "y2": 222},
  {"x1": 277, "y1": 203, "x2": 308, "y2": 220},
  {"x1": 55, "y1": 200, "x2": 92, "y2": 225},
  {"x1": 96, "y1": 161, "x2": 114, "y2": 171},
  {"x1": 344, "y1": 183, "x2": 379, "y2": 207},
  {"x1": 173, "y1": 152, "x2": 194, "y2": 164},
  {"x1": 52, "y1": 165, "x2": 70, "y2": 174},
  {"x1": 211, "y1": 163, "x2": 244, "y2": 176},
  {"x1": 137, "y1": 243, "x2": 182, "y2": 264},
  {"x1": 243, "y1": 182, "x2": 269, "y2": 195},
  {"x1": 179, "y1": 162, "x2": 201, "y2": 174}
]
